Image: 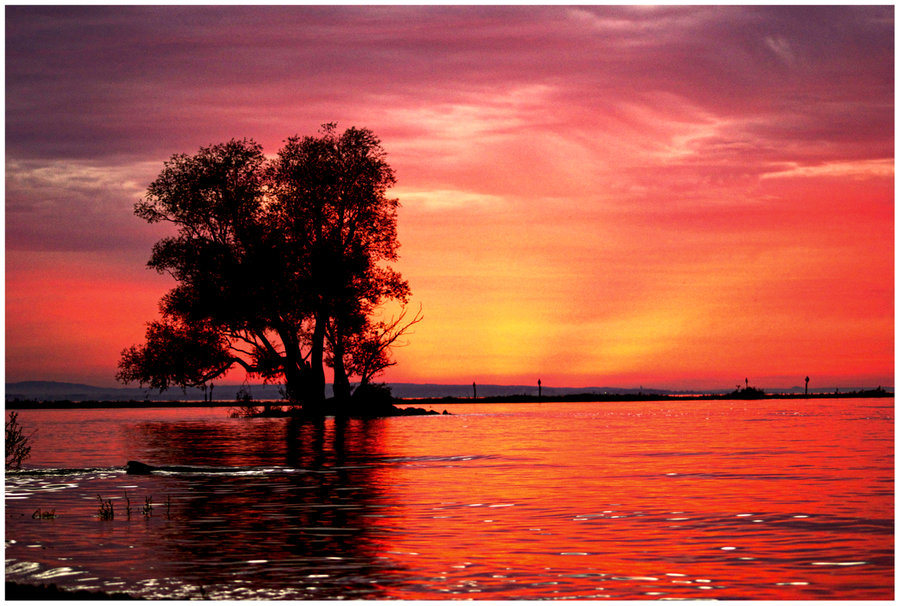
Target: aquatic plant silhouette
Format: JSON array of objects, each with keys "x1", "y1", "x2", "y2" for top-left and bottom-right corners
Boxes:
[
  {"x1": 31, "y1": 508, "x2": 56, "y2": 519},
  {"x1": 97, "y1": 495, "x2": 114, "y2": 520},
  {"x1": 117, "y1": 124, "x2": 421, "y2": 415},
  {"x1": 6, "y1": 411, "x2": 33, "y2": 469}
]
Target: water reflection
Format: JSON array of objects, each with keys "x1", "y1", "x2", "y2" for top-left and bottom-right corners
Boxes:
[
  {"x1": 5, "y1": 400, "x2": 893, "y2": 600},
  {"x1": 121, "y1": 416, "x2": 399, "y2": 599}
]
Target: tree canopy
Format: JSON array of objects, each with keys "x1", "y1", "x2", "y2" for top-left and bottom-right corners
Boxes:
[{"x1": 117, "y1": 124, "x2": 421, "y2": 412}]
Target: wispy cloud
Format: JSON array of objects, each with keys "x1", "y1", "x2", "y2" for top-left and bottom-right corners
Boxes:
[{"x1": 6, "y1": 158, "x2": 166, "y2": 252}]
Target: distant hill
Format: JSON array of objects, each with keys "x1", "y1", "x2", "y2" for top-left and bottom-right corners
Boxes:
[{"x1": 4, "y1": 381, "x2": 283, "y2": 402}]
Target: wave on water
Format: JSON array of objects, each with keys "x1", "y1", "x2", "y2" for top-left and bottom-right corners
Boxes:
[
  {"x1": 6, "y1": 466, "x2": 125, "y2": 477},
  {"x1": 8, "y1": 463, "x2": 308, "y2": 478},
  {"x1": 9, "y1": 461, "x2": 382, "y2": 479},
  {"x1": 6, "y1": 454, "x2": 505, "y2": 480},
  {"x1": 128, "y1": 454, "x2": 508, "y2": 475},
  {"x1": 375, "y1": 453, "x2": 502, "y2": 464}
]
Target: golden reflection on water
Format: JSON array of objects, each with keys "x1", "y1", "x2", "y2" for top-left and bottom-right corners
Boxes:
[{"x1": 357, "y1": 400, "x2": 893, "y2": 599}]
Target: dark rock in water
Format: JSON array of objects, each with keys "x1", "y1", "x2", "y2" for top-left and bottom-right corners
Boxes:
[
  {"x1": 125, "y1": 460, "x2": 155, "y2": 475},
  {"x1": 396, "y1": 406, "x2": 440, "y2": 416},
  {"x1": 331, "y1": 403, "x2": 442, "y2": 418}
]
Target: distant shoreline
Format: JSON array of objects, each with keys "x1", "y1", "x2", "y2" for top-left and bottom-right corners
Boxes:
[
  {"x1": 399, "y1": 388, "x2": 892, "y2": 405},
  {"x1": 5, "y1": 388, "x2": 892, "y2": 410}
]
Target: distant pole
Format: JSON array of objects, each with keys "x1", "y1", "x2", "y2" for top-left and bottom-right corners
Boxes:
[
  {"x1": 473, "y1": 381, "x2": 477, "y2": 400},
  {"x1": 538, "y1": 379, "x2": 542, "y2": 401},
  {"x1": 805, "y1": 376, "x2": 810, "y2": 397}
]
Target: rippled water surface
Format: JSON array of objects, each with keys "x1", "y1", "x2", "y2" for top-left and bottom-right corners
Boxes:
[{"x1": 5, "y1": 398, "x2": 893, "y2": 599}]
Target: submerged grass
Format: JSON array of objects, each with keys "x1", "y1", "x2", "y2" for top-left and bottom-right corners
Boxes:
[
  {"x1": 97, "y1": 495, "x2": 114, "y2": 520},
  {"x1": 95, "y1": 493, "x2": 171, "y2": 521}
]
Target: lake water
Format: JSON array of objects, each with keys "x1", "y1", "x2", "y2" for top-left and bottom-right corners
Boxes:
[{"x1": 5, "y1": 398, "x2": 893, "y2": 600}]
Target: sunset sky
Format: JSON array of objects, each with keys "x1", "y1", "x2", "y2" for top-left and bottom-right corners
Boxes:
[{"x1": 5, "y1": 5, "x2": 894, "y2": 391}]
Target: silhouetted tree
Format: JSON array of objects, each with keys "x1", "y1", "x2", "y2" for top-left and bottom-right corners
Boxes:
[
  {"x1": 117, "y1": 126, "x2": 416, "y2": 413},
  {"x1": 331, "y1": 304, "x2": 424, "y2": 394},
  {"x1": 269, "y1": 124, "x2": 411, "y2": 406}
]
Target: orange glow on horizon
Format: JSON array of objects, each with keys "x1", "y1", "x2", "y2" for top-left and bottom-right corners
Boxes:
[{"x1": 384, "y1": 169, "x2": 892, "y2": 390}]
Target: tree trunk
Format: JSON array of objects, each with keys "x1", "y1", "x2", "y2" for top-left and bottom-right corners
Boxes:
[
  {"x1": 282, "y1": 363, "x2": 306, "y2": 404},
  {"x1": 306, "y1": 306, "x2": 328, "y2": 412},
  {"x1": 279, "y1": 324, "x2": 326, "y2": 414},
  {"x1": 278, "y1": 327, "x2": 312, "y2": 409},
  {"x1": 331, "y1": 325, "x2": 352, "y2": 404}
]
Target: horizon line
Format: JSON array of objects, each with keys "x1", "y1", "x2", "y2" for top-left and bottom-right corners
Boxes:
[{"x1": 6, "y1": 379, "x2": 894, "y2": 393}]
